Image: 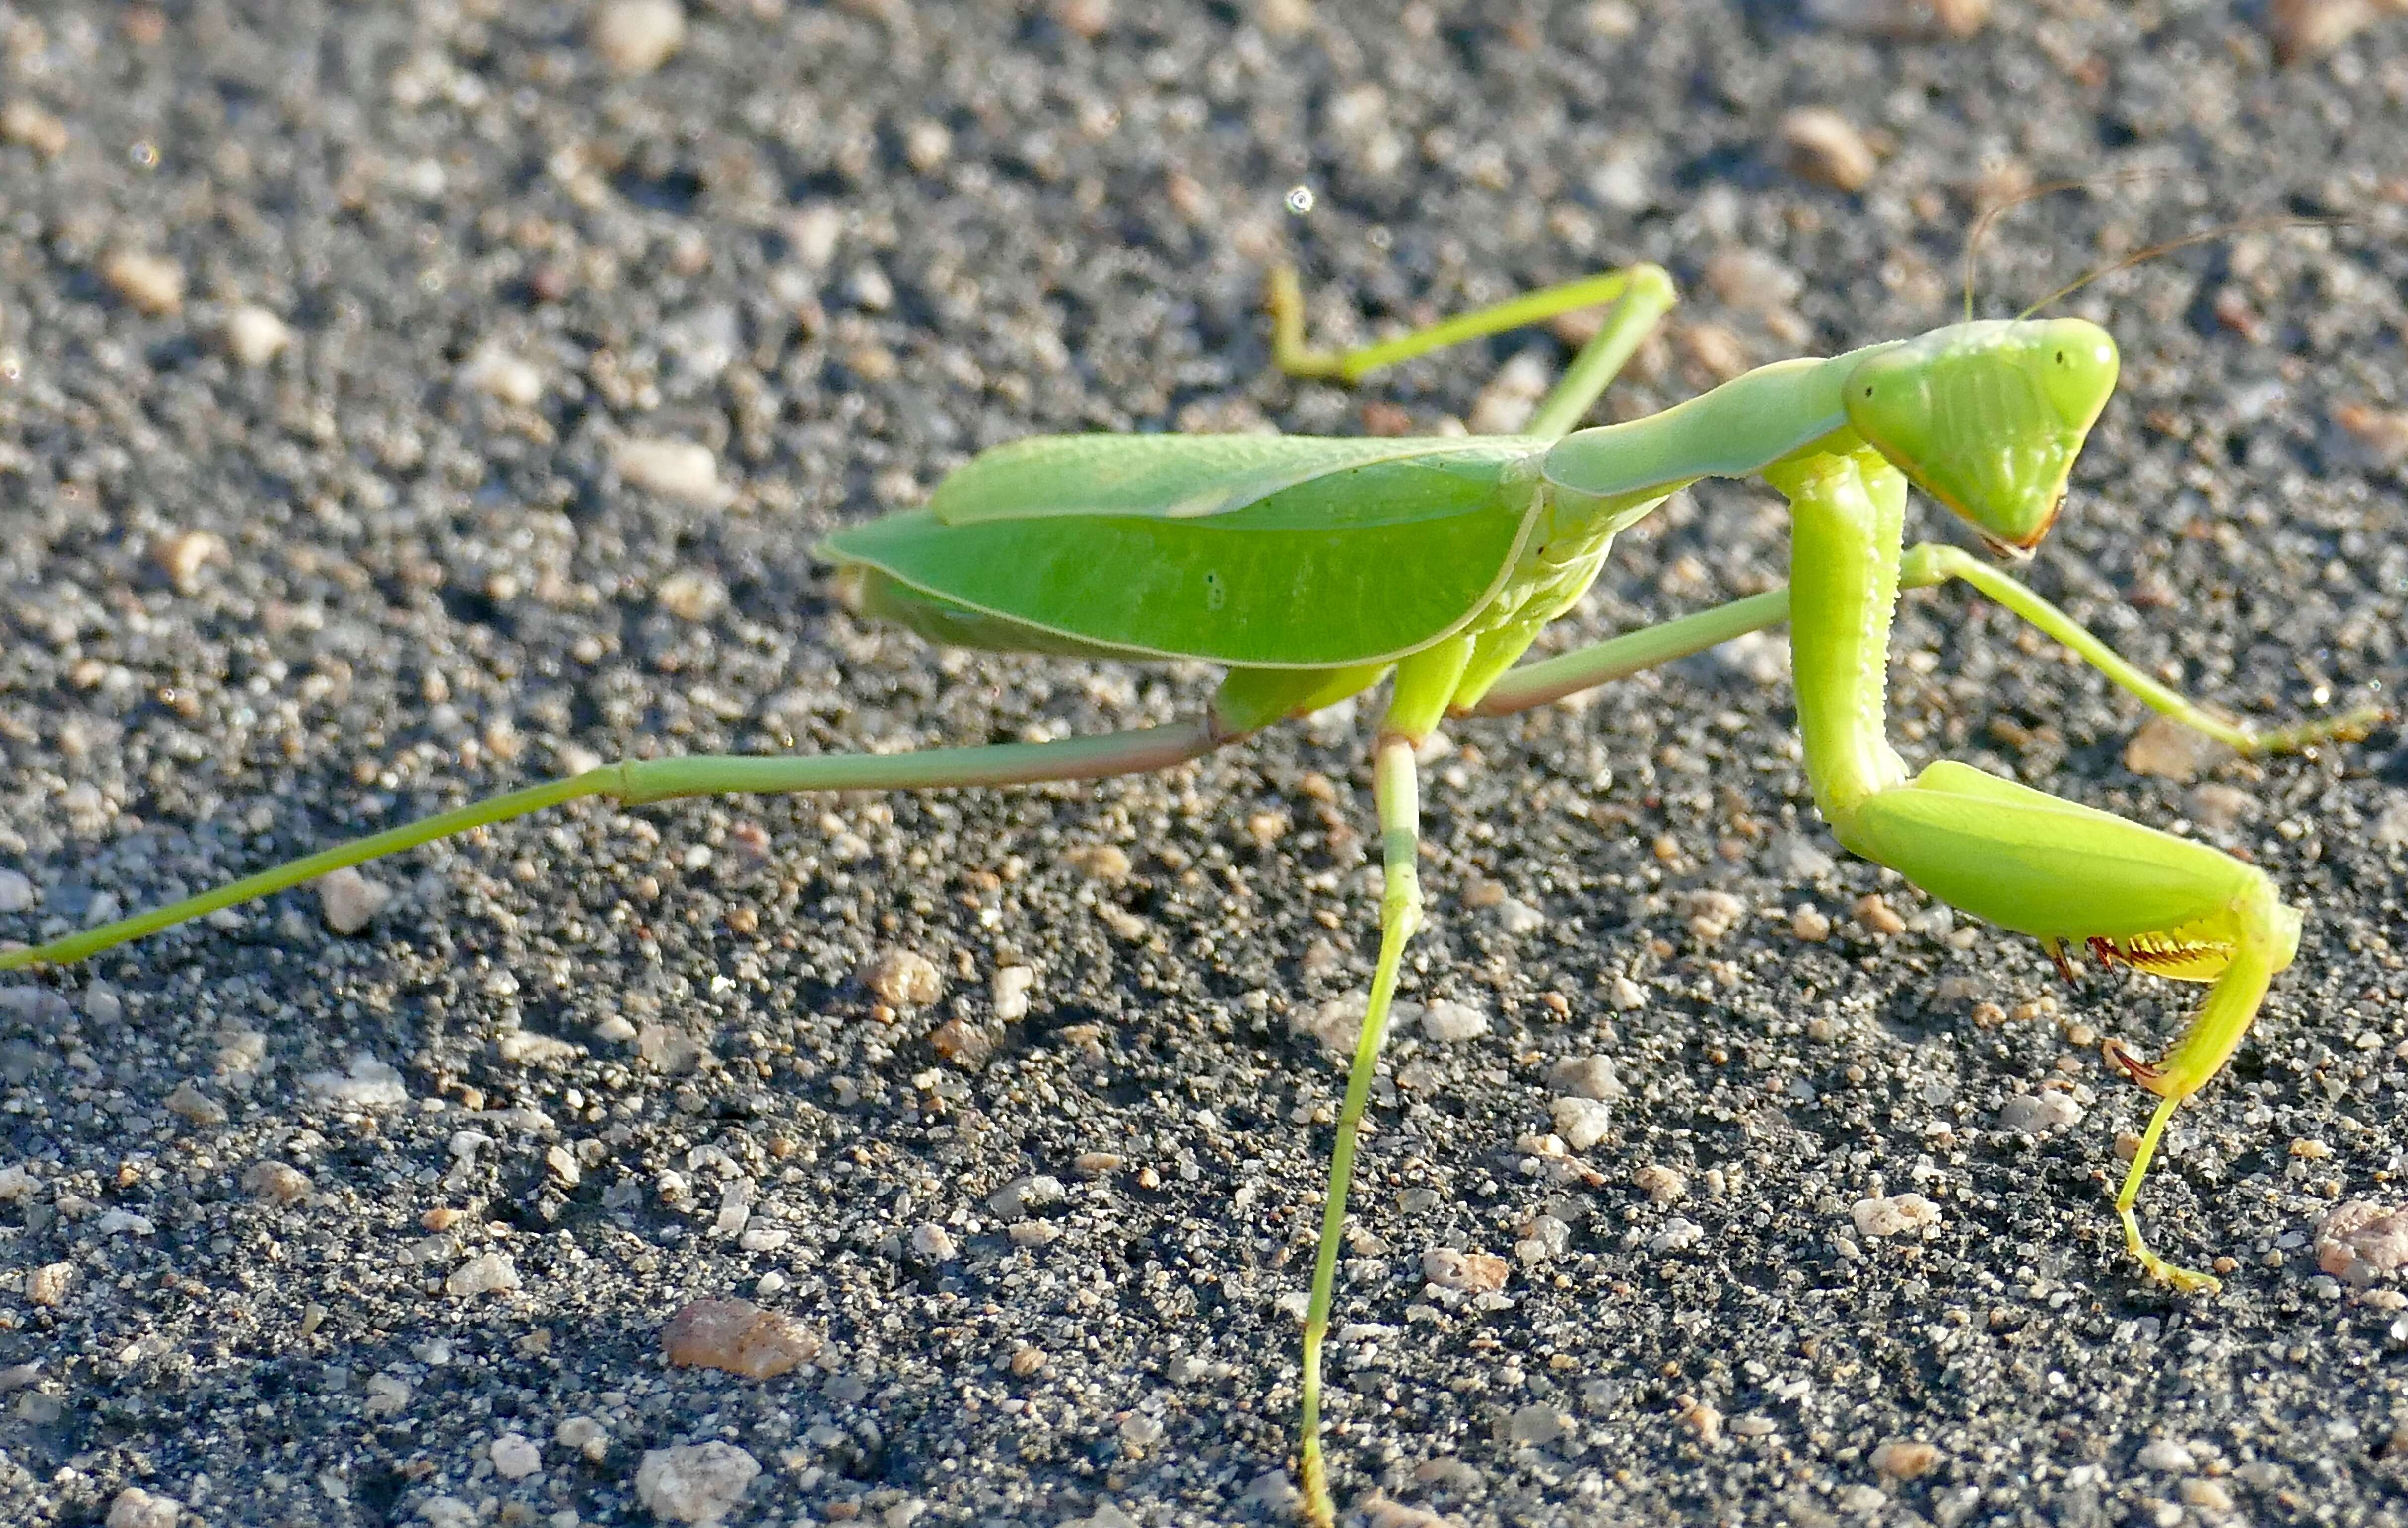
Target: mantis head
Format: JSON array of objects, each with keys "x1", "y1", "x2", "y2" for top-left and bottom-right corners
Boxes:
[{"x1": 1844, "y1": 319, "x2": 2118, "y2": 557}]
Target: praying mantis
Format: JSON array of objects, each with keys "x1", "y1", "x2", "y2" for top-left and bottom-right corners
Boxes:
[{"x1": 0, "y1": 254, "x2": 2382, "y2": 1527}]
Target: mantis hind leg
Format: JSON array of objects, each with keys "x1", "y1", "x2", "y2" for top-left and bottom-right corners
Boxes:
[
  {"x1": 1294, "y1": 643, "x2": 1463, "y2": 1528},
  {"x1": 0, "y1": 720, "x2": 1244, "y2": 973},
  {"x1": 1268, "y1": 263, "x2": 1678, "y2": 441}
]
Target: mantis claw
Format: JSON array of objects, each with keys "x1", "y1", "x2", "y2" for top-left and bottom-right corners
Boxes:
[{"x1": 2100, "y1": 1036, "x2": 2171, "y2": 1095}]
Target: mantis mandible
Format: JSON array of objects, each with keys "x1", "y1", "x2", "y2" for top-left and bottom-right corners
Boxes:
[{"x1": 0, "y1": 256, "x2": 2379, "y2": 1525}]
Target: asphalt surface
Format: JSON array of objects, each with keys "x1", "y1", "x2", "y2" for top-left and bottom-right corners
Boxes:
[{"x1": 1, "y1": 3, "x2": 2407, "y2": 1526}]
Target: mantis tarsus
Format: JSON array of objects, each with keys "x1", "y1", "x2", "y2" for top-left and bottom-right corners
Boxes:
[{"x1": 0, "y1": 255, "x2": 2380, "y2": 1526}]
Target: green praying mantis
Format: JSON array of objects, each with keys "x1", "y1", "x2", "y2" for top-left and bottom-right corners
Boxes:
[{"x1": 0, "y1": 249, "x2": 2383, "y2": 1525}]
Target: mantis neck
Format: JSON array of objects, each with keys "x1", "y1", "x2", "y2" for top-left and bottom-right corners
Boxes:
[{"x1": 1771, "y1": 448, "x2": 1911, "y2": 826}]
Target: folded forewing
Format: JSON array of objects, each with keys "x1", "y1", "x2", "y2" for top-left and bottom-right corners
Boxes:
[{"x1": 827, "y1": 438, "x2": 1547, "y2": 667}]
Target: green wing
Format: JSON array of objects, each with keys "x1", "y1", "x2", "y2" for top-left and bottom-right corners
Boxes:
[{"x1": 823, "y1": 434, "x2": 1547, "y2": 668}]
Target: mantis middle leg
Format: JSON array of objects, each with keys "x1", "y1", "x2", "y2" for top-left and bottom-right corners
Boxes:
[{"x1": 1269, "y1": 262, "x2": 1678, "y2": 441}]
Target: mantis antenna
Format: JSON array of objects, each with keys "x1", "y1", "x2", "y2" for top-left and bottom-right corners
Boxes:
[
  {"x1": 2014, "y1": 212, "x2": 2354, "y2": 319},
  {"x1": 1956, "y1": 166, "x2": 2348, "y2": 322},
  {"x1": 1958, "y1": 167, "x2": 2183, "y2": 322}
]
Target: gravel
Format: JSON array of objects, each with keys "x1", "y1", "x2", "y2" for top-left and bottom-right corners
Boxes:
[{"x1": 1, "y1": 3, "x2": 2406, "y2": 1527}]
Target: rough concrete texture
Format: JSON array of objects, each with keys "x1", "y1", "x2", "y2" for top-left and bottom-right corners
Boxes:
[{"x1": 1, "y1": 3, "x2": 2407, "y2": 1526}]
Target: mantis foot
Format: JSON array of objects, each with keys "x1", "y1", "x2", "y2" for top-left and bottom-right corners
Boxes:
[{"x1": 2121, "y1": 1205, "x2": 2223, "y2": 1296}]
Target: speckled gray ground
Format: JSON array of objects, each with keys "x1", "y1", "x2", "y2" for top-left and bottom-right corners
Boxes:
[{"x1": 1, "y1": 2, "x2": 2407, "y2": 1526}]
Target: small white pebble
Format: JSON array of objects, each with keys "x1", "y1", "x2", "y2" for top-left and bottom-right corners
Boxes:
[
  {"x1": 615, "y1": 436, "x2": 726, "y2": 505},
  {"x1": 444, "y1": 1251, "x2": 520, "y2": 1298},
  {"x1": 634, "y1": 1441, "x2": 762, "y2": 1526},
  {"x1": 458, "y1": 345, "x2": 543, "y2": 406},
  {"x1": 910, "y1": 1222, "x2": 958, "y2": 1262},
  {"x1": 1548, "y1": 1055, "x2": 1625, "y2": 1101},
  {"x1": 105, "y1": 1487, "x2": 182, "y2": 1528},
  {"x1": 1850, "y1": 1193, "x2": 1941, "y2": 1238},
  {"x1": 590, "y1": 0, "x2": 686, "y2": 75},
  {"x1": 490, "y1": 1431, "x2": 543, "y2": 1480},
  {"x1": 221, "y1": 305, "x2": 292, "y2": 366},
  {"x1": 2136, "y1": 1438, "x2": 2196, "y2": 1473},
  {"x1": 300, "y1": 1054, "x2": 409, "y2": 1108},
  {"x1": 1551, "y1": 1096, "x2": 1613, "y2": 1152},
  {"x1": 991, "y1": 965, "x2": 1036, "y2": 1022},
  {"x1": 0, "y1": 868, "x2": 33, "y2": 912},
  {"x1": 316, "y1": 866, "x2": 392, "y2": 935},
  {"x1": 1494, "y1": 896, "x2": 1546, "y2": 934},
  {"x1": 1608, "y1": 975, "x2": 1647, "y2": 1011},
  {"x1": 1996, "y1": 1091, "x2": 2083, "y2": 1134},
  {"x1": 1420, "y1": 998, "x2": 1490, "y2": 1044}
]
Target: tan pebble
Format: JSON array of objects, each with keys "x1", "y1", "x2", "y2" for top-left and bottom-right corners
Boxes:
[
  {"x1": 2316, "y1": 1199, "x2": 2408, "y2": 1284},
  {"x1": 1256, "y1": 0, "x2": 1315, "y2": 36},
  {"x1": 655, "y1": 568, "x2": 728, "y2": 622},
  {"x1": 2292, "y1": 1138, "x2": 2334, "y2": 1160},
  {"x1": 1468, "y1": 351, "x2": 1555, "y2": 435},
  {"x1": 1074, "y1": 1151, "x2": 1122, "y2": 1176},
  {"x1": 1461, "y1": 876, "x2": 1507, "y2": 909},
  {"x1": 590, "y1": 0, "x2": 686, "y2": 75},
  {"x1": 152, "y1": 529, "x2": 228, "y2": 595},
  {"x1": 27, "y1": 1261, "x2": 72, "y2": 1307},
  {"x1": 2124, "y1": 715, "x2": 2232, "y2": 782},
  {"x1": 1246, "y1": 811, "x2": 1289, "y2": 846},
  {"x1": 1806, "y1": 0, "x2": 1988, "y2": 38},
  {"x1": 1063, "y1": 842, "x2": 1132, "y2": 882},
  {"x1": 931, "y1": 1019, "x2": 999, "y2": 1065},
  {"x1": 1010, "y1": 1345, "x2": 1046, "y2": 1377},
  {"x1": 316, "y1": 866, "x2": 392, "y2": 934},
  {"x1": 615, "y1": 437, "x2": 726, "y2": 505},
  {"x1": 1854, "y1": 893, "x2": 1906, "y2": 936},
  {"x1": 2179, "y1": 1477, "x2": 2233, "y2": 1511},
  {"x1": 1792, "y1": 906, "x2": 1831, "y2": 942},
  {"x1": 1871, "y1": 1439, "x2": 1941, "y2": 1478},
  {"x1": 0, "y1": 100, "x2": 68, "y2": 156},
  {"x1": 866, "y1": 948, "x2": 944, "y2": 1007},
  {"x1": 1422, "y1": 1246, "x2": 1510, "y2": 1292},
  {"x1": 1778, "y1": 107, "x2": 1877, "y2": 192},
  {"x1": 1634, "y1": 1164, "x2": 1688, "y2": 1204},
  {"x1": 1684, "y1": 889, "x2": 1745, "y2": 942},
  {"x1": 2337, "y1": 402, "x2": 2408, "y2": 464},
  {"x1": 221, "y1": 305, "x2": 291, "y2": 367},
  {"x1": 164, "y1": 1081, "x2": 227, "y2": 1126},
  {"x1": 103, "y1": 249, "x2": 185, "y2": 315},
  {"x1": 662, "y1": 1297, "x2": 823, "y2": 1380},
  {"x1": 1608, "y1": 975, "x2": 1647, "y2": 1011},
  {"x1": 1673, "y1": 321, "x2": 1751, "y2": 383},
  {"x1": 1702, "y1": 248, "x2": 1803, "y2": 312},
  {"x1": 2267, "y1": 0, "x2": 2405, "y2": 63},
  {"x1": 422, "y1": 1206, "x2": 464, "y2": 1231},
  {"x1": 243, "y1": 1160, "x2": 312, "y2": 1203},
  {"x1": 1050, "y1": 0, "x2": 1114, "y2": 38},
  {"x1": 1676, "y1": 1395, "x2": 1723, "y2": 1444}
]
